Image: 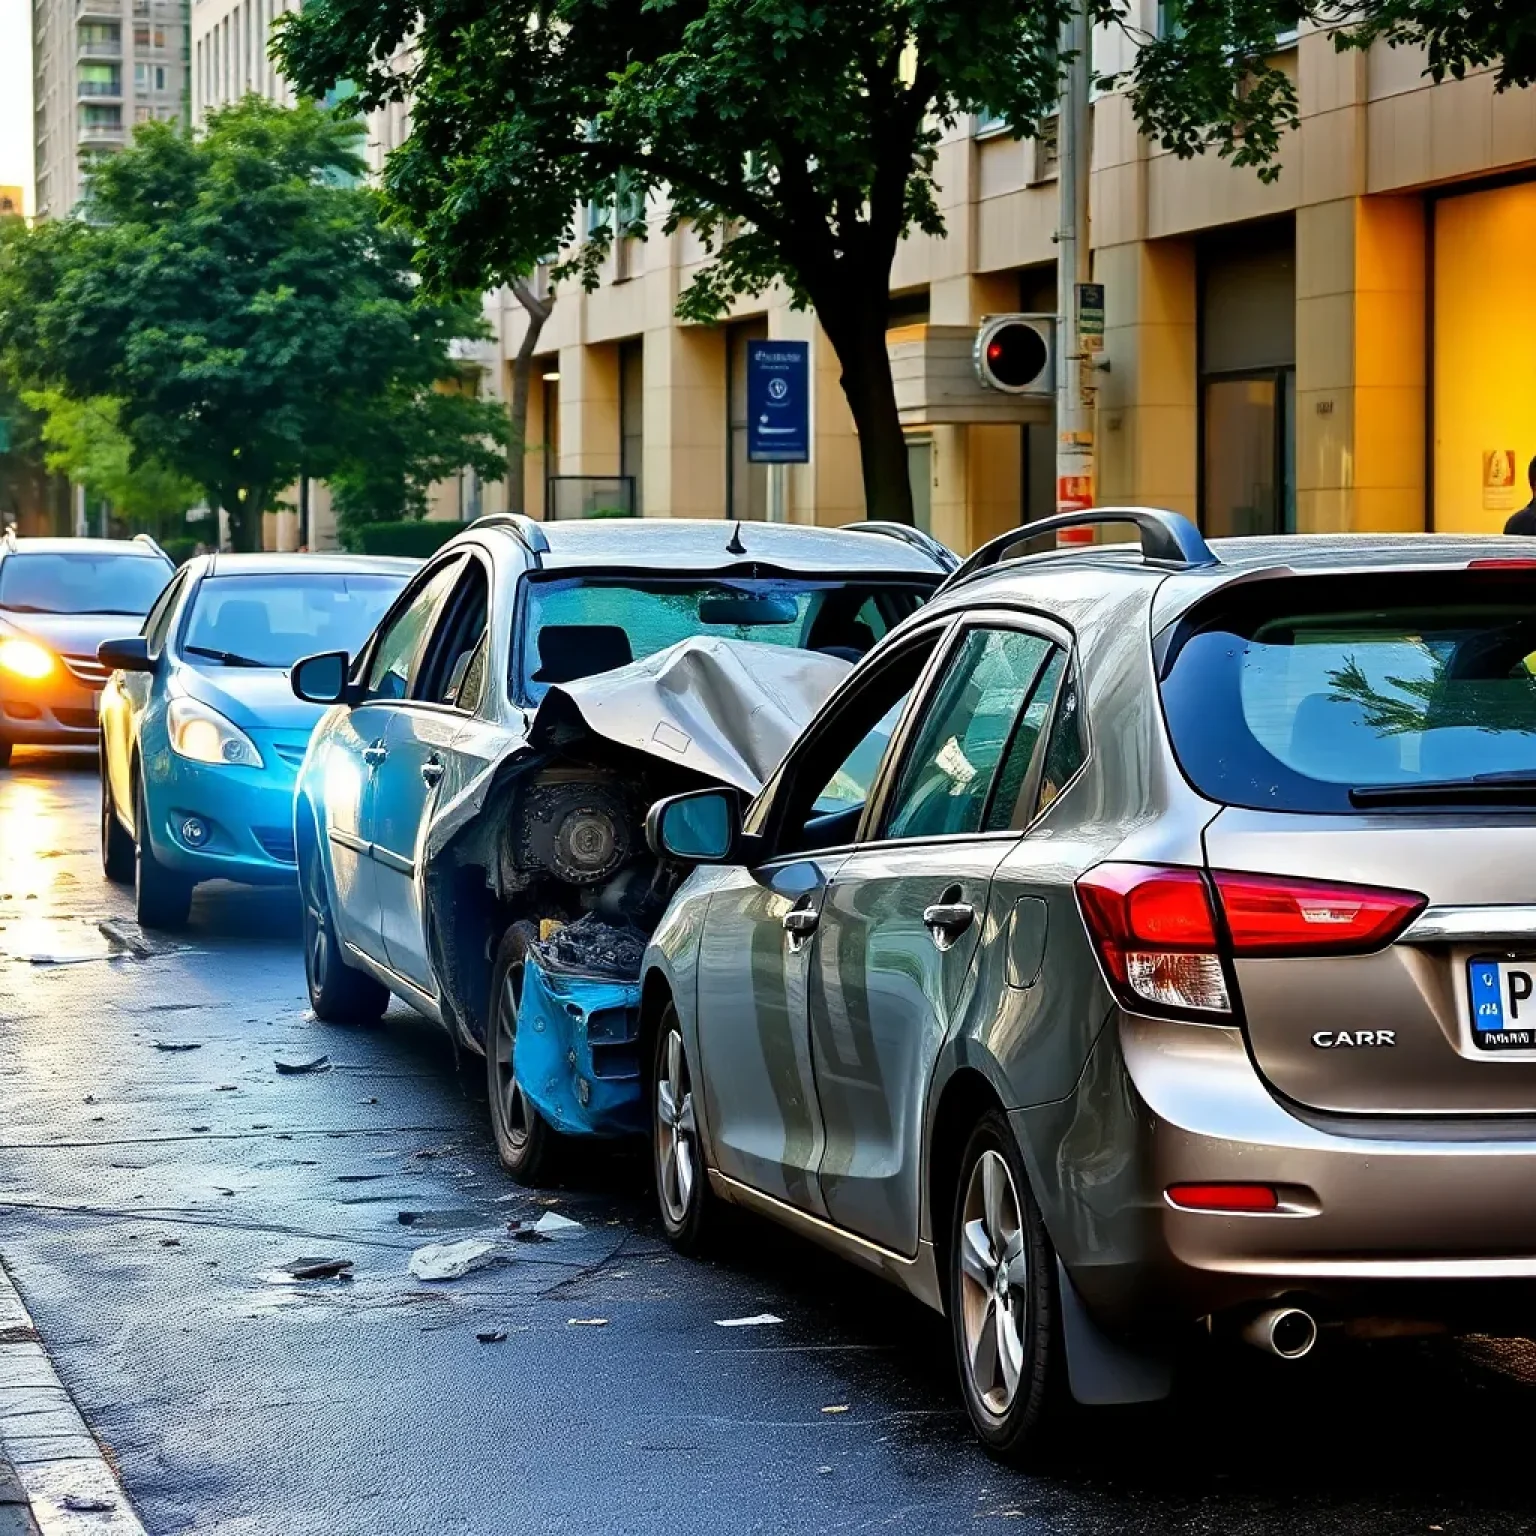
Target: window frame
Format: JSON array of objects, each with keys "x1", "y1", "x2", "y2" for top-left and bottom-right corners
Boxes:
[
  {"x1": 407, "y1": 550, "x2": 494, "y2": 714},
  {"x1": 140, "y1": 566, "x2": 188, "y2": 658},
  {"x1": 352, "y1": 552, "x2": 469, "y2": 704}
]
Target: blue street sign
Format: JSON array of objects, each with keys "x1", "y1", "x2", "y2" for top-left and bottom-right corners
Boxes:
[{"x1": 747, "y1": 341, "x2": 810, "y2": 463}]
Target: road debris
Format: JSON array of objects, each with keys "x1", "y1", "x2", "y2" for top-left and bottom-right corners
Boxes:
[
  {"x1": 214, "y1": 1084, "x2": 238, "y2": 1091},
  {"x1": 713, "y1": 1313, "x2": 783, "y2": 1328},
  {"x1": 282, "y1": 1257, "x2": 354, "y2": 1281},
  {"x1": 408, "y1": 1239, "x2": 499, "y2": 1282},
  {"x1": 159, "y1": 1238, "x2": 181, "y2": 1248},
  {"x1": 821, "y1": 1404, "x2": 850, "y2": 1415},
  {"x1": 530, "y1": 1210, "x2": 583, "y2": 1237},
  {"x1": 275, "y1": 1055, "x2": 331, "y2": 1074},
  {"x1": 98, "y1": 917, "x2": 153, "y2": 958},
  {"x1": 567, "y1": 1317, "x2": 609, "y2": 1327},
  {"x1": 153, "y1": 1040, "x2": 202, "y2": 1052},
  {"x1": 475, "y1": 1330, "x2": 508, "y2": 1344},
  {"x1": 61, "y1": 1493, "x2": 117, "y2": 1512}
]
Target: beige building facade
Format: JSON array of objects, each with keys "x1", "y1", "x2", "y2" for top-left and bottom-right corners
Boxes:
[
  {"x1": 32, "y1": 0, "x2": 190, "y2": 220},
  {"x1": 503, "y1": 22, "x2": 1536, "y2": 555}
]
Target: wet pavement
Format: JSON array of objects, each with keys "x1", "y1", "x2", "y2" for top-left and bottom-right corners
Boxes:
[{"x1": 4, "y1": 750, "x2": 1536, "y2": 1534}]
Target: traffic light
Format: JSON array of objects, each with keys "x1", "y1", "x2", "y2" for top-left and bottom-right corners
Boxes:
[{"x1": 973, "y1": 315, "x2": 1054, "y2": 396}]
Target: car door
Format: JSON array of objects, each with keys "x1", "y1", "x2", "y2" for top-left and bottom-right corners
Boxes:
[
  {"x1": 373, "y1": 555, "x2": 490, "y2": 988},
  {"x1": 329, "y1": 556, "x2": 467, "y2": 968},
  {"x1": 695, "y1": 624, "x2": 951, "y2": 1215},
  {"x1": 806, "y1": 620, "x2": 1067, "y2": 1257}
]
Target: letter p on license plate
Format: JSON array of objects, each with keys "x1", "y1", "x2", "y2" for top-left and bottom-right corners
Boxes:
[{"x1": 1468, "y1": 958, "x2": 1536, "y2": 1051}]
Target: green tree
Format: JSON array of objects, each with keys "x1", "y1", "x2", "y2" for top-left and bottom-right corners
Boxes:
[
  {"x1": 274, "y1": 0, "x2": 1533, "y2": 526},
  {"x1": 0, "y1": 97, "x2": 508, "y2": 550},
  {"x1": 21, "y1": 390, "x2": 199, "y2": 523}
]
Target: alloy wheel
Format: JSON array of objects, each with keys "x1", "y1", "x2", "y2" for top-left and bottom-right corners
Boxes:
[
  {"x1": 958, "y1": 1149, "x2": 1030, "y2": 1417},
  {"x1": 493, "y1": 964, "x2": 532, "y2": 1153},
  {"x1": 655, "y1": 1027, "x2": 697, "y2": 1225},
  {"x1": 303, "y1": 849, "x2": 330, "y2": 994}
]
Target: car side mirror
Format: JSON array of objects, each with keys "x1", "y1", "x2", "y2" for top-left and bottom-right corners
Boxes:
[
  {"x1": 291, "y1": 650, "x2": 351, "y2": 705},
  {"x1": 646, "y1": 788, "x2": 741, "y2": 864},
  {"x1": 97, "y1": 637, "x2": 154, "y2": 674}
]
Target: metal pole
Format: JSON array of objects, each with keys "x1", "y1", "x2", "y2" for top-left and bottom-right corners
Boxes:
[{"x1": 1054, "y1": 0, "x2": 1094, "y2": 536}]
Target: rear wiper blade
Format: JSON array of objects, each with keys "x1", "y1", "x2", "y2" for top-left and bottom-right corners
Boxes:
[
  {"x1": 184, "y1": 645, "x2": 267, "y2": 668},
  {"x1": 1351, "y1": 772, "x2": 1536, "y2": 806}
]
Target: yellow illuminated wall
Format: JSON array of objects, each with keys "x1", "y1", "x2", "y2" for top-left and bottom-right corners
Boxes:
[{"x1": 1434, "y1": 182, "x2": 1536, "y2": 532}]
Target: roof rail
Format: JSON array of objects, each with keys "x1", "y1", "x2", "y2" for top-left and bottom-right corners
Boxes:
[
  {"x1": 935, "y1": 507, "x2": 1217, "y2": 597},
  {"x1": 133, "y1": 532, "x2": 169, "y2": 561},
  {"x1": 465, "y1": 512, "x2": 550, "y2": 562},
  {"x1": 840, "y1": 521, "x2": 960, "y2": 574}
]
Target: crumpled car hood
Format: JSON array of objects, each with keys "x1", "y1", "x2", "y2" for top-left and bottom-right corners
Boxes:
[{"x1": 426, "y1": 637, "x2": 850, "y2": 866}]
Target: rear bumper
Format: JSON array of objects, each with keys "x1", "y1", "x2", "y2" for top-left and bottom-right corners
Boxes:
[
  {"x1": 0, "y1": 675, "x2": 99, "y2": 745},
  {"x1": 1019, "y1": 1012, "x2": 1536, "y2": 1336},
  {"x1": 142, "y1": 751, "x2": 300, "y2": 887}
]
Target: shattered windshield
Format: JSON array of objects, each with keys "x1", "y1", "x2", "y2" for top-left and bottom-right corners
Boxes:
[{"x1": 514, "y1": 575, "x2": 928, "y2": 703}]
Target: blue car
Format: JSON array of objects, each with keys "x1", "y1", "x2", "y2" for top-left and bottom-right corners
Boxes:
[{"x1": 97, "y1": 552, "x2": 414, "y2": 928}]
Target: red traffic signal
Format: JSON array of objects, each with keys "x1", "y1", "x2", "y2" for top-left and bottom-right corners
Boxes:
[{"x1": 974, "y1": 316, "x2": 1053, "y2": 394}]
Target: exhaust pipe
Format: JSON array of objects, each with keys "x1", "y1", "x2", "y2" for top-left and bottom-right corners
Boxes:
[{"x1": 1242, "y1": 1306, "x2": 1318, "y2": 1360}]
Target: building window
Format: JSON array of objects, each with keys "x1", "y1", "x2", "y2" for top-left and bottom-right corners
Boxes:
[
  {"x1": 726, "y1": 321, "x2": 769, "y2": 521},
  {"x1": 619, "y1": 337, "x2": 644, "y2": 518},
  {"x1": 906, "y1": 437, "x2": 933, "y2": 533},
  {"x1": 1199, "y1": 219, "x2": 1296, "y2": 537},
  {"x1": 79, "y1": 63, "x2": 121, "y2": 97},
  {"x1": 541, "y1": 373, "x2": 560, "y2": 515}
]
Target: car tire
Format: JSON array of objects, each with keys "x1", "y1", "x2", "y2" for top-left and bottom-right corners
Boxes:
[
  {"x1": 949, "y1": 1111, "x2": 1064, "y2": 1464},
  {"x1": 100, "y1": 751, "x2": 134, "y2": 884},
  {"x1": 486, "y1": 922, "x2": 560, "y2": 1185},
  {"x1": 134, "y1": 774, "x2": 192, "y2": 930},
  {"x1": 652, "y1": 1003, "x2": 714, "y2": 1253},
  {"x1": 301, "y1": 835, "x2": 389, "y2": 1023}
]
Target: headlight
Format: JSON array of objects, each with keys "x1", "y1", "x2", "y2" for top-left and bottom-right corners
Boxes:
[
  {"x1": 167, "y1": 697, "x2": 264, "y2": 768},
  {"x1": 0, "y1": 637, "x2": 55, "y2": 680}
]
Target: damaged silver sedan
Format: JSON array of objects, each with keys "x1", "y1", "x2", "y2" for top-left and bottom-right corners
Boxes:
[{"x1": 289, "y1": 513, "x2": 950, "y2": 1180}]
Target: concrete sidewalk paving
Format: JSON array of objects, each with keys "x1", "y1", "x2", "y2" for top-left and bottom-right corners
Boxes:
[{"x1": 0, "y1": 1261, "x2": 145, "y2": 1536}]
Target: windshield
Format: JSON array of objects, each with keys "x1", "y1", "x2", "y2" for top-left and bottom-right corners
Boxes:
[
  {"x1": 1159, "y1": 571, "x2": 1536, "y2": 812},
  {"x1": 0, "y1": 552, "x2": 170, "y2": 616},
  {"x1": 515, "y1": 576, "x2": 930, "y2": 703},
  {"x1": 182, "y1": 572, "x2": 407, "y2": 670}
]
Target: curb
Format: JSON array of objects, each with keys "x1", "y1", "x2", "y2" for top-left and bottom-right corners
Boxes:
[{"x1": 0, "y1": 1261, "x2": 147, "y2": 1536}]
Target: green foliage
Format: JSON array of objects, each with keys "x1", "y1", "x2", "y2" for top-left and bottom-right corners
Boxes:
[
  {"x1": 160, "y1": 536, "x2": 202, "y2": 566},
  {"x1": 341, "y1": 518, "x2": 466, "y2": 556},
  {"x1": 0, "y1": 97, "x2": 508, "y2": 551},
  {"x1": 20, "y1": 389, "x2": 198, "y2": 520}
]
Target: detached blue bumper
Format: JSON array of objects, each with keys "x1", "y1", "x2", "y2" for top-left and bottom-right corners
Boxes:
[
  {"x1": 143, "y1": 738, "x2": 307, "y2": 887},
  {"x1": 513, "y1": 958, "x2": 645, "y2": 1138}
]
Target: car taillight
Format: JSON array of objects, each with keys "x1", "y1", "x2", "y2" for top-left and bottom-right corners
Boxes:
[
  {"x1": 1076, "y1": 864, "x2": 1231, "y2": 1015},
  {"x1": 1165, "y1": 1183, "x2": 1280, "y2": 1213},
  {"x1": 1212, "y1": 871, "x2": 1425, "y2": 956},
  {"x1": 1077, "y1": 863, "x2": 1426, "y2": 1017}
]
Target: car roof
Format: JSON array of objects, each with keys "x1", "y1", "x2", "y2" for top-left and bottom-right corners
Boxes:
[
  {"x1": 2, "y1": 537, "x2": 170, "y2": 559},
  {"x1": 486, "y1": 518, "x2": 947, "y2": 577},
  {"x1": 202, "y1": 552, "x2": 418, "y2": 578}
]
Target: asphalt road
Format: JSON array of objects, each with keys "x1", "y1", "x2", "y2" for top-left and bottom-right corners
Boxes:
[{"x1": 4, "y1": 751, "x2": 1536, "y2": 1535}]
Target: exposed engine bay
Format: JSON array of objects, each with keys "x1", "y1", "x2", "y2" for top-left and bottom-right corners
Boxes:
[{"x1": 418, "y1": 637, "x2": 852, "y2": 1135}]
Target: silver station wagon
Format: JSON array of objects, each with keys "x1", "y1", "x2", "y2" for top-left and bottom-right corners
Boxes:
[{"x1": 640, "y1": 508, "x2": 1536, "y2": 1460}]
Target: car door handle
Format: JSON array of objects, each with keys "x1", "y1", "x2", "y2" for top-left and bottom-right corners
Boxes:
[
  {"x1": 923, "y1": 899, "x2": 975, "y2": 950},
  {"x1": 362, "y1": 740, "x2": 387, "y2": 767},
  {"x1": 783, "y1": 905, "x2": 819, "y2": 952},
  {"x1": 420, "y1": 756, "x2": 444, "y2": 787}
]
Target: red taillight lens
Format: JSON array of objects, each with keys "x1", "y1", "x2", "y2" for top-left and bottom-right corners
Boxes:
[
  {"x1": 1212, "y1": 872, "x2": 1425, "y2": 956},
  {"x1": 1166, "y1": 1183, "x2": 1280, "y2": 1213},
  {"x1": 1076, "y1": 864, "x2": 1230, "y2": 1014},
  {"x1": 1469, "y1": 558, "x2": 1536, "y2": 569}
]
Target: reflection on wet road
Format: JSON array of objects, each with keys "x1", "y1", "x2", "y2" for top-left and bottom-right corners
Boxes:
[{"x1": 3, "y1": 749, "x2": 1536, "y2": 1534}]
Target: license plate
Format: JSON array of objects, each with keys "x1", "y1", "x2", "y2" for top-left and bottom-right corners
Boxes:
[{"x1": 1468, "y1": 958, "x2": 1536, "y2": 1051}]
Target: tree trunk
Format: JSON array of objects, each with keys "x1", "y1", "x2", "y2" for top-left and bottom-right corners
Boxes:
[
  {"x1": 821, "y1": 295, "x2": 914, "y2": 526},
  {"x1": 506, "y1": 278, "x2": 554, "y2": 518},
  {"x1": 228, "y1": 488, "x2": 263, "y2": 552}
]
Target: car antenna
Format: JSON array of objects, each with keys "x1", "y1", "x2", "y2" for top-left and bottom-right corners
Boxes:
[{"x1": 726, "y1": 520, "x2": 747, "y2": 556}]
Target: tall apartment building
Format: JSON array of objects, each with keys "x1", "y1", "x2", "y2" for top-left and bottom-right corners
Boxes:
[
  {"x1": 505, "y1": 20, "x2": 1536, "y2": 551},
  {"x1": 32, "y1": 0, "x2": 189, "y2": 220}
]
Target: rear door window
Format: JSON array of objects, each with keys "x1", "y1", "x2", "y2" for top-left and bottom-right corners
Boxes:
[{"x1": 1159, "y1": 571, "x2": 1536, "y2": 812}]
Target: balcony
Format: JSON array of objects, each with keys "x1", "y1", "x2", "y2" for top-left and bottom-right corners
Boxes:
[
  {"x1": 77, "y1": 123, "x2": 126, "y2": 144},
  {"x1": 78, "y1": 39, "x2": 122, "y2": 57},
  {"x1": 78, "y1": 81, "x2": 123, "y2": 100},
  {"x1": 75, "y1": 0, "x2": 121, "y2": 17}
]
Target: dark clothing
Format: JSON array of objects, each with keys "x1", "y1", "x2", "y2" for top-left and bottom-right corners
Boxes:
[{"x1": 1504, "y1": 500, "x2": 1536, "y2": 535}]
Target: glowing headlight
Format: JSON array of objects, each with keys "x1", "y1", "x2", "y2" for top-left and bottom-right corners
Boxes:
[
  {"x1": 0, "y1": 637, "x2": 55, "y2": 680},
  {"x1": 167, "y1": 697, "x2": 263, "y2": 768}
]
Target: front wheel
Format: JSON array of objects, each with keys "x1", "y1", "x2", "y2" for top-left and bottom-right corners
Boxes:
[
  {"x1": 949, "y1": 1111, "x2": 1064, "y2": 1463},
  {"x1": 302, "y1": 836, "x2": 389, "y2": 1023},
  {"x1": 101, "y1": 751, "x2": 134, "y2": 884},
  {"x1": 134, "y1": 775, "x2": 191, "y2": 930},
  {"x1": 652, "y1": 1005, "x2": 713, "y2": 1252},
  {"x1": 486, "y1": 922, "x2": 559, "y2": 1184}
]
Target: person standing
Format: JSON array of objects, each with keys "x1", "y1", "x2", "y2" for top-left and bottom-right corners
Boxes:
[{"x1": 1504, "y1": 457, "x2": 1536, "y2": 534}]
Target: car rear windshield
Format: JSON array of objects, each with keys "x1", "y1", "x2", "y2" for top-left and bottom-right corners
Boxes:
[
  {"x1": 182, "y1": 573, "x2": 406, "y2": 670},
  {"x1": 515, "y1": 576, "x2": 931, "y2": 703},
  {"x1": 0, "y1": 552, "x2": 170, "y2": 616},
  {"x1": 1158, "y1": 571, "x2": 1536, "y2": 812}
]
